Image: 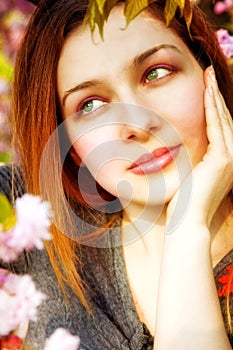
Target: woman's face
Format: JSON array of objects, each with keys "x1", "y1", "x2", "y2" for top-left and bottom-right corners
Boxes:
[{"x1": 57, "y1": 5, "x2": 208, "y2": 208}]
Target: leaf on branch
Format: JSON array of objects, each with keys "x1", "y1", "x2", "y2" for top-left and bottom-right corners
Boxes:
[
  {"x1": 183, "y1": 0, "x2": 193, "y2": 34},
  {"x1": 164, "y1": 0, "x2": 184, "y2": 26},
  {"x1": 104, "y1": 0, "x2": 119, "y2": 18},
  {"x1": 164, "y1": 0, "x2": 193, "y2": 33},
  {"x1": 124, "y1": 0, "x2": 149, "y2": 26},
  {"x1": 0, "y1": 194, "x2": 16, "y2": 231},
  {"x1": 0, "y1": 151, "x2": 11, "y2": 164},
  {"x1": 95, "y1": 0, "x2": 108, "y2": 14},
  {"x1": 84, "y1": 0, "x2": 122, "y2": 39},
  {"x1": 0, "y1": 194, "x2": 12, "y2": 224},
  {"x1": 83, "y1": 0, "x2": 105, "y2": 39},
  {"x1": 0, "y1": 52, "x2": 13, "y2": 81},
  {"x1": 85, "y1": 0, "x2": 193, "y2": 39}
]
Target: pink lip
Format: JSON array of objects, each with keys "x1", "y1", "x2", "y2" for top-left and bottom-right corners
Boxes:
[{"x1": 128, "y1": 145, "x2": 181, "y2": 175}]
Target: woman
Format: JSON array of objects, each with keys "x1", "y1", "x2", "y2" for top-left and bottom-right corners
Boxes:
[{"x1": 0, "y1": 0, "x2": 233, "y2": 349}]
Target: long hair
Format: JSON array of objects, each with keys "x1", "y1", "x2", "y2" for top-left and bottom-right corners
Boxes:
[{"x1": 13, "y1": 0, "x2": 233, "y2": 309}]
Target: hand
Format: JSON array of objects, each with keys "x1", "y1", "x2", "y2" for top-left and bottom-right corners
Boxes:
[{"x1": 167, "y1": 66, "x2": 233, "y2": 231}]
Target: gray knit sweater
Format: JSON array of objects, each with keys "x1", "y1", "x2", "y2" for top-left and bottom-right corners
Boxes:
[{"x1": 0, "y1": 165, "x2": 233, "y2": 349}]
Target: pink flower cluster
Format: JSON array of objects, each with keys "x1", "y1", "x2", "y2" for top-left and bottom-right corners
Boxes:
[
  {"x1": 0, "y1": 269, "x2": 45, "y2": 336},
  {"x1": 0, "y1": 194, "x2": 81, "y2": 349},
  {"x1": 214, "y1": 0, "x2": 233, "y2": 14},
  {"x1": 0, "y1": 269, "x2": 81, "y2": 350},
  {"x1": 0, "y1": 194, "x2": 52, "y2": 262},
  {"x1": 216, "y1": 28, "x2": 233, "y2": 59}
]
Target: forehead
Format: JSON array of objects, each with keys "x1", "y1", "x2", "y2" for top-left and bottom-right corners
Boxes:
[{"x1": 57, "y1": 5, "x2": 192, "y2": 92}]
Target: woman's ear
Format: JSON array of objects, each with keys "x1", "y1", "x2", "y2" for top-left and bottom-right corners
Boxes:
[{"x1": 70, "y1": 147, "x2": 85, "y2": 167}]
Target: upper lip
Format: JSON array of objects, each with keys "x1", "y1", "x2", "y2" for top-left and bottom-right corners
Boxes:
[{"x1": 128, "y1": 145, "x2": 180, "y2": 169}]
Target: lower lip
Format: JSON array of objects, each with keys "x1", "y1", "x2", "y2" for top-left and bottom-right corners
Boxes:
[{"x1": 128, "y1": 146, "x2": 181, "y2": 175}]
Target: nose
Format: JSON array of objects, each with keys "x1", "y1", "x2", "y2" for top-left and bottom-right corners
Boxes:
[
  {"x1": 114, "y1": 102, "x2": 161, "y2": 142},
  {"x1": 122, "y1": 123, "x2": 151, "y2": 142}
]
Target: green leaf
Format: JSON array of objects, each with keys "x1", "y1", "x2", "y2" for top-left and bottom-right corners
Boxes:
[
  {"x1": 83, "y1": 0, "x2": 105, "y2": 39},
  {"x1": 0, "y1": 193, "x2": 11, "y2": 223},
  {"x1": 85, "y1": 0, "x2": 193, "y2": 40},
  {"x1": 183, "y1": 0, "x2": 193, "y2": 35},
  {"x1": 3, "y1": 212, "x2": 17, "y2": 231},
  {"x1": 164, "y1": 0, "x2": 183, "y2": 26},
  {"x1": 0, "y1": 193, "x2": 16, "y2": 231},
  {"x1": 124, "y1": 0, "x2": 149, "y2": 26},
  {"x1": 164, "y1": 0, "x2": 192, "y2": 33},
  {"x1": 104, "y1": 0, "x2": 119, "y2": 19},
  {"x1": 0, "y1": 52, "x2": 13, "y2": 81},
  {"x1": 0, "y1": 151, "x2": 11, "y2": 164},
  {"x1": 95, "y1": 0, "x2": 108, "y2": 14}
]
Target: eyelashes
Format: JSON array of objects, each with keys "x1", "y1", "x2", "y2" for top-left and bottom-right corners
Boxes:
[
  {"x1": 80, "y1": 99, "x2": 106, "y2": 114},
  {"x1": 76, "y1": 64, "x2": 177, "y2": 117},
  {"x1": 77, "y1": 97, "x2": 108, "y2": 117},
  {"x1": 142, "y1": 65, "x2": 176, "y2": 84}
]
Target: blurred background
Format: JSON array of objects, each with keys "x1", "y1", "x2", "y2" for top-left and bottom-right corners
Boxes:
[
  {"x1": 0, "y1": 0, "x2": 34, "y2": 165},
  {"x1": 0, "y1": 0, "x2": 233, "y2": 165}
]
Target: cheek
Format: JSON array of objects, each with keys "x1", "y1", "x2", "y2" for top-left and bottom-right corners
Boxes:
[
  {"x1": 72, "y1": 127, "x2": 120, "y2": 173},
  {"x1": 73, "y1": 139, "x2": 92, "y2": 165},
  {"x1": 168, "y1": 79, "x2": 209, "y2": 164},
  {"x1": 176, "y1": 99, "x2": 205, "y2": 135},
  {"x1": 73, "y1": 135, "x2": 126, "y2": 198},
  {"x1": 164, "y1": 78, "x2": 206, "y2": 139},
  {"x1": 73, "y1": 133, "x2": 104, "y2": 167}
]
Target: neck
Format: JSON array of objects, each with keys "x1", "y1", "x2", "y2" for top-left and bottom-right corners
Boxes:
[
  {"x1": 121, "y1": 202, "x2": 167, "y2": 248},
  {"x1": 121, "y1": 194, "x2": 233, "y2": 261}
]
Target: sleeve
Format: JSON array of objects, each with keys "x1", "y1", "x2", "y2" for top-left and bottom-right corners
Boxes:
[
  {"x1": 0, "y1": 164, "x2": 26, "y2": 203},
  {"x1": 214, "y1": 249, "x2": 233, "y2": 347}
]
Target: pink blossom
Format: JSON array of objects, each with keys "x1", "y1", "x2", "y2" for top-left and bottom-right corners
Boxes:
[
  {"x1": 43, "y1": 328, "x2": 80, "y2": 350},
  {"x1": 0, "y1": 194, "x2": 52, "y2": 262},
  {"x1": 0, "y1": 272, "x2": 46, "y2": 336},
  {"x1": 0, "y1": 79, "x2": 10, "y2": 95},
  {"x1": 0, "y1": 236, "x2": 18, "y2": 262},
  {"x1": 0, "y1": 141, "x2": 10, "y2": 154},
  {"x1": 216, "y1": 28, "x2": 233, "y2": 59},
  {"x1": 0, "y1": 268, "x2": 8, "y2": 286},
  {"x1": 214, "y1": 0, "x2": 233, "y2": 14}
]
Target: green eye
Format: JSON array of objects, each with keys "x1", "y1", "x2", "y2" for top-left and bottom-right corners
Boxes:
[
  {"x1": 145, "y1": 67, "x2": 171, "y2": 83},
  {"x1": 83, "y1": 100, "x2": 94, "y2": 113},
  {"x1": 146, "y1": 69, "x2": 158, "y2": 81},
  {"x1": 81, "y1": 99, "x2": 105, "y2": 115}
]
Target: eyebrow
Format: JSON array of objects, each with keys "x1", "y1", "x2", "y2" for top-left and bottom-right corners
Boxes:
[
  {"x1": 62, "y1": 44, "x2": 182, "y2": 106},
  {"x1": 62, "y1": 80, "x2": 102, "y2": 106},
  {"x1": 132, "y1": 44, "x2": 182, "y2": 66}
]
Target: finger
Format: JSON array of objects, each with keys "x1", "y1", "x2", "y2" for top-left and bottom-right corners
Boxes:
[
  {"x1": 210, "y1": 68, "x2": 233, "y2": 157},
  {"x1": 204, "y1": 68, "x2": 226, "y2": 153},
  {"x1": 215, "y1": 90, "x2": 233, "y2": 132},
  {"x1": 208, "y1": 66, "x2": 233, "y2": 130},
  {"x1": 204, "y1": 67, "x2": 233, "y2": 155}
]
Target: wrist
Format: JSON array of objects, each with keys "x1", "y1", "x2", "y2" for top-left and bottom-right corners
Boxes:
[
  {"x1": 165, "y1": 221, "x2": 211, "y2": 246},
  {"x1": 166, "y1": 208, "x2": 209, "y2": 235}
]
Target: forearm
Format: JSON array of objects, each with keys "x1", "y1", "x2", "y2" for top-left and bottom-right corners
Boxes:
[{"x1": 154, "y1": 225, "x2": 231, "y2": 350}]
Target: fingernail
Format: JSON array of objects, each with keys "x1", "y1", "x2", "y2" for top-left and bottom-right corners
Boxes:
[
  {"x1": 208, "y1": 84, "x2": 214, "y2": 97},
  {"x1": 209, "y1": 65, "x2": 216, "y2": 82}
]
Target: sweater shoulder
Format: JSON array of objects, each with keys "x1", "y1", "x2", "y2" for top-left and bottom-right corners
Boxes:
[{"x1": 0, "y1": 164, "x2": 26, "y2": 203}]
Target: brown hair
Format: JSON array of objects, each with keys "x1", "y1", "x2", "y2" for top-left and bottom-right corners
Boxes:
[{"x1": 13, "y1": 0, "x2": 233, "y2": 309}]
